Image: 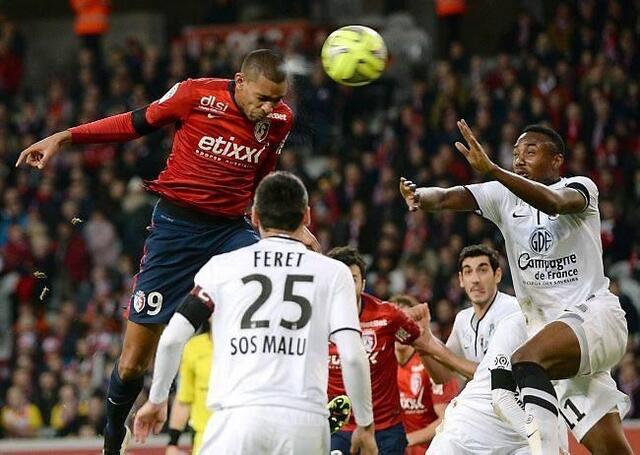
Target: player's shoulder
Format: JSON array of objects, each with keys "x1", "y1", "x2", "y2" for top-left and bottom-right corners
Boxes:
[
  {"x1": 202, "y1": 241, "x2": 260, "y2": 271},
  {"x1": 268, "y1": 102, "x2": 294, "y2": 126},
  {"x1": 494, "y1": 292, "x2": 520, "y2": 312},
  {"x1": 187, "y1": 77, "x2": 231, "y2": 89},
  {"x1": 453, "y1": 305, "x2": 474, "y2": 325},
  {"x1": 495, "y1": 311, "x2": 526, "y2": 330},
  {"x1": 560, "y1": 175, "x2": 599, "y2": 195}
]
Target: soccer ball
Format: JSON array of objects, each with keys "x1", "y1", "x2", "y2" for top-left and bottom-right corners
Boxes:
[{"x1": 321, "y1": 25, "x2": 387, "y2": 86}]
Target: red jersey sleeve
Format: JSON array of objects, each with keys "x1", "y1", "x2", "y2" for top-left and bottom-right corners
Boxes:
[
  {"x1": 145, "y1": 79, "x2": 194, "y2": 126},
  {"x1": 69, "y1": 80, "x2": 194, "y2": 144},
  {"x1": 431, "y1": 377, "x2": 459, "y2": 405},
  {"x1": 391, "y1": 305, "x2": 421, "y2": 345}
]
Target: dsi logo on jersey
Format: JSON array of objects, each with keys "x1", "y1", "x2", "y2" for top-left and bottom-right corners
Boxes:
[{"x1": 529, "y1": 227, "x2": 554, "y2": 253}]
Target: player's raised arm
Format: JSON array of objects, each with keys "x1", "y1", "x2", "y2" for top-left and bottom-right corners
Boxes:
[
  {"x1": 399, "y1": 177, "x2": 477, "y2": 212},
  {"x1": 16, "y1": 80, "x2": 193, "y2": 170},
  {"x1": 455, "y1": 119, "x2": 588, "y2": 215}
]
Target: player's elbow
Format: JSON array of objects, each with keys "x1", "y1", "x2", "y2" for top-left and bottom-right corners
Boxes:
[{"x1": 340, "y1": 345, "x2": 368, "y2": 370}]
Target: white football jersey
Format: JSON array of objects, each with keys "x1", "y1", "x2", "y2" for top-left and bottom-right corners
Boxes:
[
  {"x1": 446, "y1": 291, "x2": 520, "y2": 363},
  {"x1": 466, "y1": 177, "x2": 609, "y2": 327},
  {"x1": 451, "y1": 311, "x2": 529, "y2": 444},
  {"x1": 193, "y1": 235, "x2": 360, "y2": 416}
]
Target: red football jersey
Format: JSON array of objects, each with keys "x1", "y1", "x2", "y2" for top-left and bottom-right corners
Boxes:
[
  {"x1": 145, "y1": 79, "x2": 293, "y2": 217},
  {"x1": 398, "y1": 352, "x2": 458, "y2": 454},
  {"x1": 71, "y1": 78, "x2": 293, "y2": 217},
  {"x1": 328, "y1": 293, "x2": 421, "y2": 431}
]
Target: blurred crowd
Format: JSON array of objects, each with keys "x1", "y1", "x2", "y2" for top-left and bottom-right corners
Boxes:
[{"x1": 1, "y1": 0, "x2": 640, "y2": 439}]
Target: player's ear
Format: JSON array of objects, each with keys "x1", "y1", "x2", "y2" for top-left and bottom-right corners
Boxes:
[
  {"x1": 552, "y1": 152, "x2": 564, "y2": 171},
  {"x1": 494, "y1": 266, "x2": 503, "y2": 284},
  {"x1": 458, "y1": 271, "x2": 464, "y2": 288},
  {"x1": 250, "y1": 206, "x2": 260, "y2": 230},
  {"x1": 234, "y1": 72, "x2": 244, "y2": 89},
  {"x1": 303, "y1": 207, "x2": 311, "y2": 227}
]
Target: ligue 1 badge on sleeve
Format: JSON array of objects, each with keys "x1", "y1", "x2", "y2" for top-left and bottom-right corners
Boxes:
[{"x1": 254, "y1": 119, "x2": 270, "y2": 142}]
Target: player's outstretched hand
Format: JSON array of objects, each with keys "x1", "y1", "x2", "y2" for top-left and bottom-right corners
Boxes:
[
  {"x1": 454, "y1": 119, "x2": 496, "y2": 175},
  {"x1": 351, "y1": 424, "x2": 378, "y2": 455},
  {"x1": 134, "y1": 400, "x2": 167, "y2": 444},
  {"x1": 15, "y1": 130, "x2": 71, "y2": 169},
  {"x1": 399, "y1": 177, "x2": 419, "y2": 211}
]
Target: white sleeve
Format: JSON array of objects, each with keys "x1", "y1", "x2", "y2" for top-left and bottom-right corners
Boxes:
[
  {"x1": 492, "y1": 388, "x2": 528, "y2": 439},
  {"x1": 193, "y1": 257, "x2": 218, "y2": 301},
  {"x1": 148, "y1": 314, "x2": 196, "y2": 404},
  {"x1": 563, "y1": 176, "x2": 599, "y2": 215},
  {"x1": 464, "y1": 181, "x2": 507, "y2": 225},
  {"x1": 445, "y1": 314, "x2": 464, "y2": 357},
  {"x1": 486, "y1": 315, "x2": 528, "y2": 437},
  {"x1": 328, "y1": 263, "x2": 360, "y2": 336},
  {"x1": 333, "y1": 329, "x2": 374, "y2": 427}
]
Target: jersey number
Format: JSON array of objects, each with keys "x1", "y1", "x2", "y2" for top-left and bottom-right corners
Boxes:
[
  {"x1": 241, "y1": 274, "x2": 313, "y2": 330},
  {"x1": 559, "y1": 398, "x2": 586, "y2": 430}
]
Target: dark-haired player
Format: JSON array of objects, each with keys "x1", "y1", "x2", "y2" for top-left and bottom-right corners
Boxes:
[
  {"x1": 416, "y1": 244, "x2": 519, "y2": 385},
  {"x1": 17, "y1": 49, "x2": 320, "y2": 455},
  {"x1": 133, "y1": 171, "x2": 377, "y2": 455},
  {"x1": 401, "y1": 121, "x2": 631, "y2": 454},
  {"x1": 326, "y1": 246, "x2": 431, "y2": 455}
]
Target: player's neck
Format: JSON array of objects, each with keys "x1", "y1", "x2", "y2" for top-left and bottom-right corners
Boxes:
[
  {"x1": 261, "y1": 227, "x2": 306, "y2": 243},
  {"x1": 537, "y1": 175, "x2": 562, "y2": 186},
  {"x1": 471, "y1": 289, "x2": 498, "y2": 320}
]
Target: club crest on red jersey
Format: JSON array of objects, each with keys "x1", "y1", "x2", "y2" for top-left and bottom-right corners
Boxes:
[
  {"x1": 410, "y1": 372, "x2": 422, "y2": 396},
  {"x1": 361, "y1": 330, "x2": 377, "y2": 353},
  {"x1": 254, "y1": 119, "x2": 270, "y2": 142}
]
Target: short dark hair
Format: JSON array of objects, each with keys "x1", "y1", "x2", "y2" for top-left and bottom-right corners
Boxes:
[
  {"x1": 241, "y1": 49, "x2": 287, "y2": 83},
  {"x1": 457, "y1": 244, "x2": 500, "y2": 273},
  {"x1": 254, "y1": 171, "x2": 308, "y2": 231},
  {"x1": 327, "y1": 246, "x2": 366, "y2": 277},
  {"x1": 522, "y1": 124, "x2": 565, "y2": 156}
]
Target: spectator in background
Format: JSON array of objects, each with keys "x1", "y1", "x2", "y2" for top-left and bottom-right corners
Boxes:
[
  {"x1": 0, "y1": 386, "x2": 43, "y2": 438},
  {"x1": 69, "y1": 0, "x2": 110, "y2": 70},
  {"x1": 0, "y1": 0, "x2": 638, "y2": 441}
]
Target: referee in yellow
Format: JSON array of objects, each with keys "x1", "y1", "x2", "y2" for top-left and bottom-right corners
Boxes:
[{"x1": 166, "y1": 321, "x2": 213, "y2": 455}]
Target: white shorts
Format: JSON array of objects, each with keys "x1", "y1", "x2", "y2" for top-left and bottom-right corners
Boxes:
[
  {"x1": 426, "y1": 400, "x2": 531, "y2": 455},
  {"x1": 555, "y1": 371, "x2": 630, "y2": 442},
  {"x1": 198, "y1": 405, "x2": 329, "y2": 455},
  {"x1": 555, "y1": 292, "x2": 627, "y2": 375},
  {"x1": 553, "y1": 292, "x2": 630, "y2": 441}
]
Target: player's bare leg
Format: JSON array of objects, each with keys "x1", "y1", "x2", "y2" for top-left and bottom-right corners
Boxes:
[
  {"x1": 510, "y1": 321, "x2": 580, "y2": 455},
  {"x1": 104, "y1": 320, "x2": 164, "y2": 454},
  {"x1": 580, "y1": 412, "x2": 632, "y2": 455}
]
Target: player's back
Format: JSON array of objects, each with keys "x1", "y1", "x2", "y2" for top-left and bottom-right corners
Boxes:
[{"x1": 196, "y1": 235, "x2": 355, "y2": 416}]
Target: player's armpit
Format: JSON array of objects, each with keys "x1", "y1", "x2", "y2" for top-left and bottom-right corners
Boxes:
[{"x1": 176, "y1": 286, "x2": 214, "y2": 331}]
